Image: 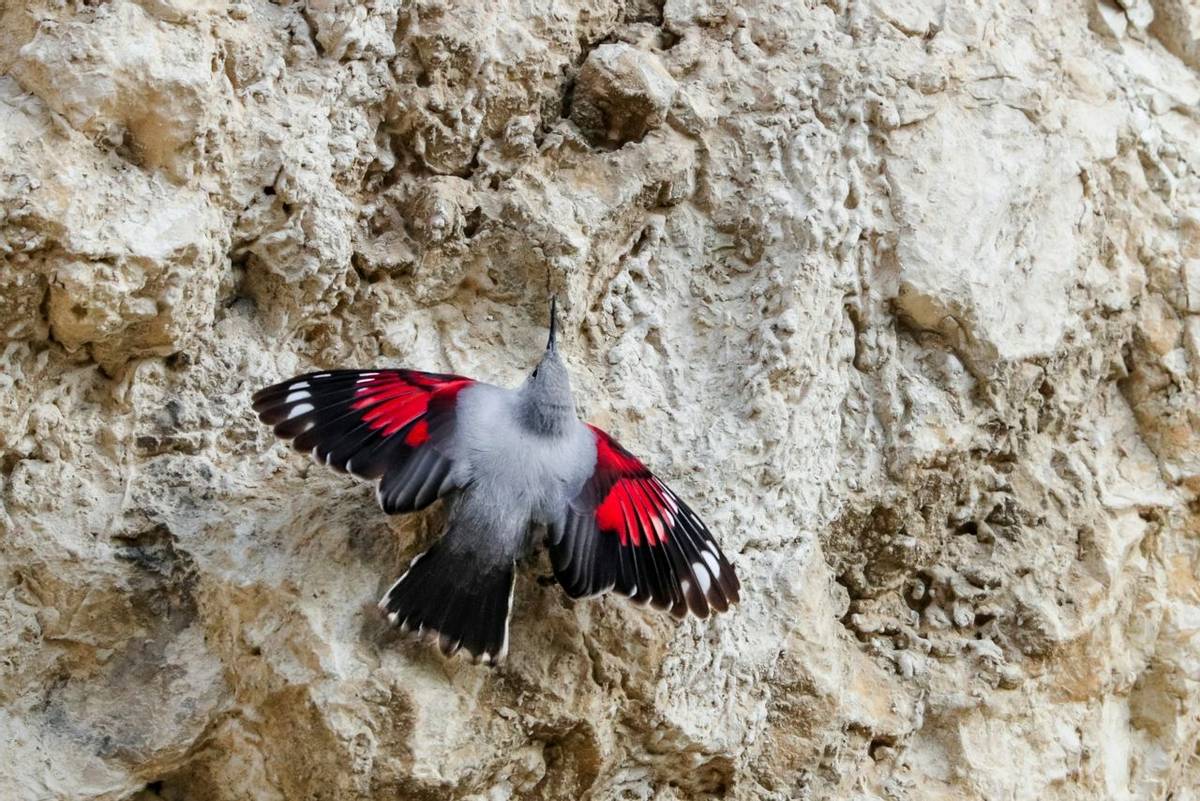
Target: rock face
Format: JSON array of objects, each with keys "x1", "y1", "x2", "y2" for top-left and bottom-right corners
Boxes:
[{"x1": 1, "y1": 1, "x2": 1198, "y2": 799}]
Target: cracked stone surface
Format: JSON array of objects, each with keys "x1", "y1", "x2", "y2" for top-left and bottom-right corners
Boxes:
[{"x1": 1, "y1": 1, "x2": 1199, "y2": 800}]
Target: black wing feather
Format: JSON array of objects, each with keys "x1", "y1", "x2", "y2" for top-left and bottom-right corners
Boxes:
[
  {"x1": 549, "y1": 425, "x2": 740, "y2": 619},
  {"x1": 252, "y1": 369, "x2": 473, "y2": 515}
]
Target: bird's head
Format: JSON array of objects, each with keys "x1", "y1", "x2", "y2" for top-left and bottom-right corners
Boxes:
[{"x1": 519, "y1": 297, "x2": 576, "y2": 434}]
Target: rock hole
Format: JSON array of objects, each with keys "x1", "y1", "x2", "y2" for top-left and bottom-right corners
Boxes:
[
  {"x1": 868, "y1": 736, "x2": 896, "y2": 760},
  {"x1": 297, "y1": 7, "x2": 325, "y2": 57},
  {"x1": 462, "y1": 207, "x2": 484, "y2": 238},
  {"x1": 113, "y1": 127, "x2": 144, "y2": 166},
  {"x1": 627, "y1": 0, "x2": 666, "y2": 24},
  {"x1": 559, "y1": 75, "x2": 578, "y2": 120},
  {"x1": 165, "y1": 351, "x2": 194, "y2": 370},
  {"x1": 351, "y1": 252, "x2": 383, "y2": 285},
  {"x1": 70, "y1": 303, "x2": 88, "y2": 320},
  {"x1": 630, "y1": 226, "x2": 652, "y2": 257},
  {"x1": 956, "y1": 520, "x2": 978, "y2": 536},
  {"x1": 903, "y1": 572, "x2": 932, "y2": 613},
  {"x1": 1, "y1": 452, "x2": 19, "y2": 477},
  {"x1": 457, "y1": 144, "x2": 483, "y2": 179}
]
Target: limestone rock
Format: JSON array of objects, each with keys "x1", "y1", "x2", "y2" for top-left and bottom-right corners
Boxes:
[
  {"x1": 1150, "y1": 0, "x2": 1200, "y2": 68},
  {"x1": 570, "y1": 43, "x2": 677, "y2": 147},
  {"x1": 1, "y1": 2, "x2": 1199, "y2": 800}
]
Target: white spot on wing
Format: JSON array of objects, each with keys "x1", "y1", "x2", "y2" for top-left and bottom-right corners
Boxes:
[
  {"x1": 288, "y1": 403, "x2": 314, "y2": 419},
  {"x1": 692, "y1": 562, "x2": 712, "y2": 594},
  {"x1": 497, "y1": 566, "x2": 515, "y2": 663},
  {"x1": 311, "y1": 373, "x2": 331, "y2": 379},
  {"x1": 291, "y1": 381, "x2": 309, "y2": 390},
  {"x1": 286, "y1": 390, "x2": 310, "y2": 403},
  {"x1": 701, "y1": 551, "x2": 721, "y2": 577}
]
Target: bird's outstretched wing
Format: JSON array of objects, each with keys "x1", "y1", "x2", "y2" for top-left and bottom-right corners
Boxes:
[
  {"x1": 549, "y1": 425, "x2": 740, "y2": 618},
  {"x1": 252, "y1": 369, "x2": 474, "y2": 514}
]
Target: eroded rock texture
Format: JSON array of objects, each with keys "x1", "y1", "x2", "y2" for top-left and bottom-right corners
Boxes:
[{"x1": 2, "y1": 1, "x2": 1199, "y2": 799}]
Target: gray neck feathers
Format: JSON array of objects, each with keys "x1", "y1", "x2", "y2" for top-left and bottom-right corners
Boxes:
[
  {"x1": 518, "y1": 353, "x2": 576, "y2": 437},
  {"x1": 518, "y1": 398, "x2": 575, "y2": 437}
]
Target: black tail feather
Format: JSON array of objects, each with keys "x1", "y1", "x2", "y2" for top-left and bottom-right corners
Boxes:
[{"x1": 378, "y1": 543, "x2": 515, "y2": 664}]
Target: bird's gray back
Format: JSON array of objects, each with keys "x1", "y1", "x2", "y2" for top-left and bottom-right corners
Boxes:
[{"x1": 443, "y1": 383, "x2": 596, "y2": 565}]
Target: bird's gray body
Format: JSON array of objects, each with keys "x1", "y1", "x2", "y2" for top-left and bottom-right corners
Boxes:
[
  {"x1": 444, "y1": 375, "x2": 596, "y2": 567},
  {"x1": 373, "y1": 337, "x2": 594, "y2": 661}
]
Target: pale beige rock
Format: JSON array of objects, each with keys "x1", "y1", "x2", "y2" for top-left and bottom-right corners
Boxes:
[
  {"x1": 1, "y1": 2, "x2": 1199, "y2": 800},
  {"x1": 571, "y1": 42, "x2": 677, "y2": 146},
  {"x1": 888, "y1": 103, "x2": 1086, "y2": 365},
  {"x1": 1150, "y1": 0, "x2": 1200, "y2": 67}
]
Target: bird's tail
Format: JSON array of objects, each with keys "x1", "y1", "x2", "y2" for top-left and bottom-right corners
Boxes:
[{"x1": 378, "y1": 542, "x2": 515, "y2": 664}]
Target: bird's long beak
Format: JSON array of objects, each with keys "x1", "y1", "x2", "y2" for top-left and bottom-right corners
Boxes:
[{"x1": 547, "y1": 296, "x2": 558, "y2": 351}]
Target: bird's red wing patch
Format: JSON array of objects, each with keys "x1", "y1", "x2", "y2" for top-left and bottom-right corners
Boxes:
[
  {"x1": 350, "y1": 372, "x2": 472, "y2": 437},
  {"x1": 252, "y1": 369, "x2": 474, "y2": 515},
  {"x1": 591, "y1": 427, "x2": 678, "y2": 547},
  {"x1": 548, "y1": 425, "x2": 741, "y2": 619}
]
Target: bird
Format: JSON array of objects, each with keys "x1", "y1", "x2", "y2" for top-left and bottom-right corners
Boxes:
[{"x1": 251, "y1": 298, "x2": 740, "y2": 664}]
